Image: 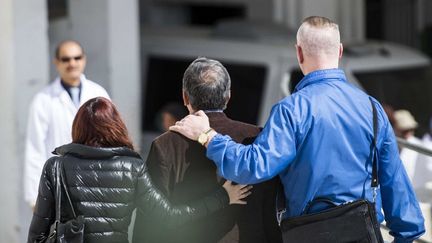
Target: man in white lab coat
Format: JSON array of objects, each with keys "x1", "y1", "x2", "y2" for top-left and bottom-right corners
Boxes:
[{"x1": 23, "y1": 40, "x2": 110, "y2": 208}]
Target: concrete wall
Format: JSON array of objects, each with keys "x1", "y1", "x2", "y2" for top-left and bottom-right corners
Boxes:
[
  {"x1": 107, "y1": 0, "x2": 141, "y2": 147},
  {"x1": 280, "y1": 0, "x2": 367, "y2": 43},
  {"x1": 68, "y1": 0, "x2": 141, "y2": 146},
  {"x1": 0, "y1": 1, "x2": 18, "y2": 241},
  {"x1": 0, "y1": 0, "x2": 49, "y2": 242}
]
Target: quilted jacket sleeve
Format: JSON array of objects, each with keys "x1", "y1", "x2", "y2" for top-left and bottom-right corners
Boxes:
[
  {"x1": 135, "y1": 162, "x2": 229, "y2": 228},
  {"x1": 27, "y1": 158, "x2": 56, "y2": 243}
]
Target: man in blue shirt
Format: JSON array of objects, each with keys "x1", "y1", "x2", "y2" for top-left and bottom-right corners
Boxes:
[{"x1": 170, "y1": 16, "x2": 425, "y2": 242}]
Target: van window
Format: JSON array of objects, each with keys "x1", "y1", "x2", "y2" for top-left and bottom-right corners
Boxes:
[
  {"x1": 142, "y1": 56, "x2": 267, "y2": 132},
  {"x1": 354, "y1": 66, "x2": 432, "y2": 135},
  {"x1": 188, "y1": 4, "x2": 246, "y2": 27}
]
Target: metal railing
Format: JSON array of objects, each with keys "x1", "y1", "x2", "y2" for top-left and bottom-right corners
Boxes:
[{"x1": 396, "y1": 137, "x2": 432, "y2": 157}]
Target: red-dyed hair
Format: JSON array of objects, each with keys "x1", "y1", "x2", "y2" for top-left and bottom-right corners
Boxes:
[{"x1": 72, "y1": 97, "x2": 134, "y2": 150}]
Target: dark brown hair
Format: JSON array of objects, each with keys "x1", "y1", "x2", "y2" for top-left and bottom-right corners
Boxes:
[{"x1": 72, "y1": 97, "x2": 134, "y2": 150}]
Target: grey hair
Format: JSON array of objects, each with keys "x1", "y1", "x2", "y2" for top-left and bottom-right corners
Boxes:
[
  {"x1": 182, "y1": 57, "x2": 231, "y2": 110},
  {"x1": 296, "y1": 16, "x2": 340, "y2": 57}
]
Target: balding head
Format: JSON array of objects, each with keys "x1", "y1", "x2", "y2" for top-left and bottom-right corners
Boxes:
[
  {"x1": 297, "y1": 16, "x2": 340, "y2": 58},
  {"x1": 55, "y1": 40, "x2": 85, "y2": 59},
  {"x1": 295, "y1": 16, "x2": 342, "y2": 74},
  {"x1": 182, "y1": 57, "x2": 231, "y2": 112}
]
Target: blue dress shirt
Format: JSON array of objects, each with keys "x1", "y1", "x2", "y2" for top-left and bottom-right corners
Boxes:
[{"x1": 207, "y1": 68, "x2": 425, "y2": 242}]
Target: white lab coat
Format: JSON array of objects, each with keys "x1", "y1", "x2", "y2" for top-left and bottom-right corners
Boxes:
[
  {"x1": 24, "y1": 75, "x2": 110, "y2": 205},
  {"x1": 400, "y1": 136, "x2": 422, "y2": 181},
  {"x1": 412, "y1": 133, "x2": 432, "y2": 189}
]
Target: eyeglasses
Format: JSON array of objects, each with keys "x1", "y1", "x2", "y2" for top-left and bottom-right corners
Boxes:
[{"x1": 59, "y1": 55, "x2": 84, "y2": 63}]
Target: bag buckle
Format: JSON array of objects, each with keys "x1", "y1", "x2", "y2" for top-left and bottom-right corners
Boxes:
[{"x1": 277, "y1": 208, "x2": 286, "y2": 226}]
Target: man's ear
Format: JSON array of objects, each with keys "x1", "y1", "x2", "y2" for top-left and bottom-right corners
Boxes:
[
  {"x1": 182, "y1": 91, "x2": 189, "y2": 106},
  {"x1": 296, "y1": 44, "x2": 304, "y2": 64},
  {"x1": 225, "y1": 91, "x2": 231, "y2": 105},
  {"x1": 339, "y1": 43, "x2": 343, "y2": 59}
]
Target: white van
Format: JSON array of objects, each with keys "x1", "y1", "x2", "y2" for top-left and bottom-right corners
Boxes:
[{"x1": 140, "y1": 26, "x2": 431, "y2": 134}]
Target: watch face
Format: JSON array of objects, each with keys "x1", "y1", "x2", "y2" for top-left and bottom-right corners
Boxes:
[{"x1": 198, "y1": 133, "x2": 208, "y2": 145}]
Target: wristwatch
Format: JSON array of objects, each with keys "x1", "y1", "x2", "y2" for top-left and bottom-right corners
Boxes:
[{"x1": 197, "y1": 128, "x2": 215, "y2": 146}]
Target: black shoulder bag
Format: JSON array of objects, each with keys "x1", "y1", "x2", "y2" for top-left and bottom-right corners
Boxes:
[
  {"x1": 279, "y1": 98, "x2": 384, "y2": 243},
  {"x1": 43, "y1": 160, "x2": 85, "y2": 243}
]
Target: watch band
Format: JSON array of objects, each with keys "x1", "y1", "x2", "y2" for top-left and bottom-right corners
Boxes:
[{"x1": 203, "y1": 128, "x2": 214, "y2": 135}]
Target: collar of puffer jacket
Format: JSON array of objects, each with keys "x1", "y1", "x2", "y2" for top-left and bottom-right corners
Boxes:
[{"x1": 53, "y1": 143, "x2": 142, "y2": 159}]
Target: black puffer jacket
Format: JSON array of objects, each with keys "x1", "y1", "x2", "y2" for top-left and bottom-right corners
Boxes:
[{"x1": 28, "y1": 143, "x2": 229, "y2": 243}]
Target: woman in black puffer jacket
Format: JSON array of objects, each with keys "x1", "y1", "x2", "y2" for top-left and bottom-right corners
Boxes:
[{"x1": 27, "y1": 97, "x2": 250, "y2": 243}]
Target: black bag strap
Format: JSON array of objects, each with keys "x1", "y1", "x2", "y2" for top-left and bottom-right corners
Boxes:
[
  {"x1": 54, "y1": 160, "x2": 62, "y2": 223},
  {"x1": 370, "y1": 97, "x2": 379, "y2": 188},
  {"x1": 58, "y1": 159, "x2": 78, "y2": 218},
  {"x1": 303, "y1": 197, "x2": 339, "y2": 214}
]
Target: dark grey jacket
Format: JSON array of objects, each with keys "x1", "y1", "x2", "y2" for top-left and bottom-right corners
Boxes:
[{"x1": 28, "y1": 143, "x2": 228, "y2": 243}]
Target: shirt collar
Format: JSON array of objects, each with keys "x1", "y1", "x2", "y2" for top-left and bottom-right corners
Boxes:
[
  {"x1": 203, "y1": 109, "x2": 224, "y2": 113},
  {"x1": 60, "y1": 79, "x2": 82, "y2": 90},
  {"x1": 60, "y1": 80, "x2": 82, "y2": 100},
  {"x1": 294, "y1": 68, "x2": 347, "y2": 92}
]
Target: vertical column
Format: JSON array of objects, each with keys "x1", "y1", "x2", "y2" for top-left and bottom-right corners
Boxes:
[
  {"x1": 0, "y1": 0, "x2": 49, "y2": 242},
  {"x1": 107, "y1": 0, "x2": 141, "y2": 147},
  {"x1": 287, "y1": 0, "x2": 365, "y2": 44},
  {"x1": 272, "y1": 0, "x2": 303, "y2": 30},
  {"x1": 302, "y1": 0, "x2": 338, "y2": 22},
  {"x1": 338, "y1": 0, "x2": 365, "y2": 44},
  {"x1": 0, "y1": 4, "x2": 17, "y2": 241},
  {"x1": 69, "y1": 0, "x2": 141, "y2": 146}
]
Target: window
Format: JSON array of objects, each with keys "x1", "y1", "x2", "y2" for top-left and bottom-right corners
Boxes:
[
  {"x1": 48, "y1": 0, "x2": 68, "y2": 20},
  {"x1": 188, "y1": 4, "x2": 246, "y2": 27},
  {"x1": 354, "y1": 66, "x2": 432, "y2": 135},
  {"x1": 142, "y1": 56, "x2": 267, "y2": 131}
]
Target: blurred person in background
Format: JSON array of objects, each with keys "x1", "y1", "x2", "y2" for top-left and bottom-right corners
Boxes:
[
  {"x1": 158, "y1": 102, "x2": 188, "y2": 132},
  {"x1": 394, "y1": 109, "x2": 422, "y2": 181},
  {"x1": 23, "y1": 40, "x2": 110, "y2": 208},
  {"x1": 27, "y1": 97, "x2": 250, "y2": 243}
]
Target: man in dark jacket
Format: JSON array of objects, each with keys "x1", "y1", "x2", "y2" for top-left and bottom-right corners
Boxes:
[{"x1": 133, "y1": 57, "x2": 281, "y2": 243}]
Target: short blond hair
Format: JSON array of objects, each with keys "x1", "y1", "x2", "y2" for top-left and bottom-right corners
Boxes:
[{"x1": 297, "y1": 16, "x2": 340, "y2": 57}]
